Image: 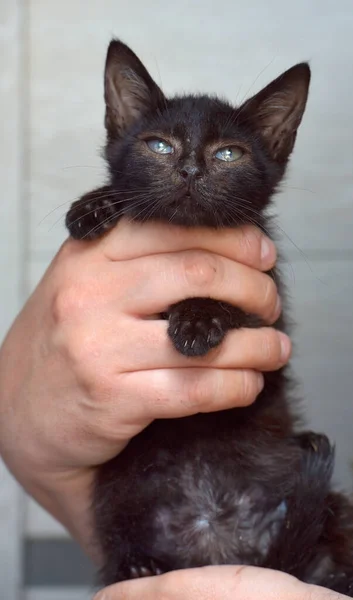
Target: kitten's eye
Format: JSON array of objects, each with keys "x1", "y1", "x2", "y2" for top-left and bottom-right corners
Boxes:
[
  {"x1": 215, "y1": 146, "x2": 243, "y2": 162},
  {"x1": 147, "y1": 139, "x2": 174, "y2": 155}
]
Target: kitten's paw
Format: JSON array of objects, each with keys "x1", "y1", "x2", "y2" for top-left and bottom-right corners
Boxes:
[
  {"x1": 168, "y1": 314, "x2": 225, "y2": 357},
  {"x1": 296, "y1": 431, "x2": 332, "y2": 457},
  {"x1": 167, "y1": 298, "x2": 254, "y2": 357},
  {"x1": 129, "y1": 561, "x2": 163, "y2": 579},
  {"x1": 65, "y1": 186, "x2": 118, "y2": 240}
]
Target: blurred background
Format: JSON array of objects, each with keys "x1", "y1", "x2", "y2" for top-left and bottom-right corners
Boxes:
[{"x1": 1, "y1": 1, "x2": 353, "y2": 598}]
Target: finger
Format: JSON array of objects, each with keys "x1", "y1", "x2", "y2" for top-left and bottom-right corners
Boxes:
[
  {"x1": 102, "y1": 219, "x2": 277, "y2": 271},
  {"x1": 92, "y1": 574, "x2": 158, "y2": 600},
  {"x1": 120, "y1": 250, "x2": 279, "y2": 322},
  {"x1": 118, "y1": 367, "x2": 264, "y2": 421},
  {"x1": 115, "y1": 320, "x2": 291, "y2": 372},
  {"x1": 93, "y1": 565, "x2": 349, "y2": 600}
]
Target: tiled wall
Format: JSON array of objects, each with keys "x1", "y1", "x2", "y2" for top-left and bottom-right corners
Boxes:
[{"x1": 1, "y1": 1, "x2": 353, "y2": 598}]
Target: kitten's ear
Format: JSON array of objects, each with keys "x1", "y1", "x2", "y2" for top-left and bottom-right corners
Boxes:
[
  {"x1": 104, "y1": 39, "x2": 166, "y2": 139},
  {"x1": 240, "y1": 63, "x2": 310, "y2": 163}
]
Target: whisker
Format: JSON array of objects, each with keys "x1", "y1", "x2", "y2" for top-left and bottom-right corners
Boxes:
[
  {"x1": 77, "y1": 209, "x2": 129, "y2": 239},
  {"x1": 222, "y1": 198, "x2": 317, "y2": 283},
  {"x1": 280, "y1": 184, "x2": 315, "y2": 194},
  {"x1": 62, "y1": 165, "x2": 105, "y2": 171},
  {"x1": 238, "y1": 57, "x2": 276, "y2": 107},
  {"x1": 38, "y1": 188, "x2": 155, "y2": 226},
  {"x1": 63, "y1": 196, "x2": 153, "y2": 229},
  {"x1": 62, "y1": 164, "x2": 127, "y2": 177}
]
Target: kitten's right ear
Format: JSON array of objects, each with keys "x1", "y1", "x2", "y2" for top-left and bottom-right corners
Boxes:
[
  {"x1": 104, "y1": 39, "x2": 166, "y2": 140},
  {"x1": 239, "y1": 63, "x2": 311, "y2": 164}
]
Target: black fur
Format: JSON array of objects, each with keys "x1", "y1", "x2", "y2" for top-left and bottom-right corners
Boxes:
[{"x1": 66, "y1": 40, "x2": 353, "y2": 595}]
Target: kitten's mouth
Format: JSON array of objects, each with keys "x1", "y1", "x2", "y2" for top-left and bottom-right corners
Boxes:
[
  {"x1": 172, "y1": 190, "x2": 197, "y2": 205},
  {"x1": 162, "y1": 192, "x2": 216, "y2": 227},
  {"x1": 168, "y1": 193, "x2": 198, "y2": 213}
]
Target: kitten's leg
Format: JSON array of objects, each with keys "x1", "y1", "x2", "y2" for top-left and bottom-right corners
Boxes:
[
  {"x1": 314, "y1": 492, "x2": 353, "y2": 597},
  {"x1": 319, "y1": 570, "x2": 353, "y2": 597},
  {"x1": 167, "y1": 297, "x2": 262, "y2": 357},
  {"x1": 66, "y1": 186, "x2": 119, "y2": 240},
  {"x1": 263, "y1": 432, "x2": 334, "y2": 576}
]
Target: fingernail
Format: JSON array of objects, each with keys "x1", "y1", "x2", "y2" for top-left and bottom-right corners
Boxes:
[
  {"x1": 279, "y1": 332, "x2": 291, "y2": 362},
  {"x1": 260, "y1": 237, "x2": 272, "y2": 263}
]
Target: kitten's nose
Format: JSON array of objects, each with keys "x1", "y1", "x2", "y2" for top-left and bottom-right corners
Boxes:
[{"x1": 179, "y1": 164, "x2": 201, "y2": 180}]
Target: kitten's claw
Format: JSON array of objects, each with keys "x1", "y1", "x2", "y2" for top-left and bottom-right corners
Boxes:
[
  {"x1": 128, "y1": 561, "x2": 163, "y2": 579},
  {"x1": 169, "y1": 316, "x2": 225, "y2": 357},
  {"x1": 129, "y1": 565, "x2": 152, "y2": 578}
]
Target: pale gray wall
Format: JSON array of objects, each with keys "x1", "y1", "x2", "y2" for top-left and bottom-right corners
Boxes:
[{"x1": 1, "y1": 1, "x2": 353, "y2": 598}]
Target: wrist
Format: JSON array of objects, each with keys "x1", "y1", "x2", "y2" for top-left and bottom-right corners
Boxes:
[{"x1": 20, "y1": 464, "x2": 100, "y2": 563}]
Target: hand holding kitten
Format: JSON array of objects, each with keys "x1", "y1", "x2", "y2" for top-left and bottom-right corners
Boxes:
[{"x1": 0, "y1": 220, "x2": 288, "y2": 556}]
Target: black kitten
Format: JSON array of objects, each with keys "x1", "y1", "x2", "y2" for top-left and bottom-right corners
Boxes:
[{"x1": 66, "y1": 40, "x2": 353, "y2": 595}]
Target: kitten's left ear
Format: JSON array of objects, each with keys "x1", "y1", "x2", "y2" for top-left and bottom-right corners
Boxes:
[
  {"x1": 240, "y1": 63, "x2": 311, "y2": 163},
  {"x1": 104, "y1": 39, "x2": 166, "y2": 140}
]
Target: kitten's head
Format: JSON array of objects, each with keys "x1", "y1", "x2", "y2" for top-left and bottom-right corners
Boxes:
[{"x1": 103, "y1": 39, "x2": 310, "y2": 227}]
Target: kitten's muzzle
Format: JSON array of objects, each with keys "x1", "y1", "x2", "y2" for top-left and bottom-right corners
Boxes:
[{"x1": 178, "y1": 163, "x2": 202, "y2": 183}]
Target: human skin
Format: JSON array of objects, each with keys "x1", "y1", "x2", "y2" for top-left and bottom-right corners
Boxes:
[
  {"x1": 93, "y1": 565, "x2": 348, "y2": 600},
  {"x1": 0, "y1": 220, "x2": 289, "y2": 560}
]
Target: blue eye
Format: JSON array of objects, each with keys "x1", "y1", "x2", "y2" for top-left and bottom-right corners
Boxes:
[
  {"x1": 215, "y1": 146, "x2": 243, "y2": 162},
  {"x1": 147, "y1": 139, "x2": 174, "y2": 154}
]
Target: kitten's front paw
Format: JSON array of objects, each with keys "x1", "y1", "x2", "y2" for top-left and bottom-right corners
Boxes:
[
  {"x1": 169, "y1": 313, "x2": 225, "y2": 357},
  {"x1": 66, "y1": 186, "x2": 118, "y2": 240},
  {"x1": 167, "y1": 298, "x2": 255, "y2": 357}
]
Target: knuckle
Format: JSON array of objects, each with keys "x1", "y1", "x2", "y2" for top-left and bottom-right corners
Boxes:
[
  {"x1": 260, "y1": 329, "x2": 282, "y2": 364},
  {"x1": 140, "y1": 371, "x2": 175, "y2": 415},
  {"x1": 150, "y1": 384, "x2": 171, "y2": 412},
  {"x1": 59, "y1": 329, "x2": 110, "y2": 399},
  {"x1": 182, "y1": 251, "x2": 220, "y2": 290},
  {"x1": 239, "y1": 370, "x2": 259, "y2": 404},
  {"x1": 262, "y1": 276, "x2": 277, "y2": 316},
  {"x1": 238, "y1": 226, "x2": 262, "y2": 262},
  {"x1": 184, "y1": 374, "x2": 213, "y2": 411},
  {"x1": 52, "y1": 284, "x2": 82, "y2": 324},
  {"x1": 69, "y1": 330, "x2": 99, "y2": 365}
]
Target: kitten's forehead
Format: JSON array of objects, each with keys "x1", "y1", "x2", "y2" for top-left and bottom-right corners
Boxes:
[{"x1": 154, "y1": 95, "x2": 237, "y2": 147}]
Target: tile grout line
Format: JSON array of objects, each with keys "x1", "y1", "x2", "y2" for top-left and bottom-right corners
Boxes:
[
  {"x1": 19, "y1": 0, "x2": 31, "y2": 302},
  {"x1": 17, "y1": 1, "x2": 31, "y2": 598}
]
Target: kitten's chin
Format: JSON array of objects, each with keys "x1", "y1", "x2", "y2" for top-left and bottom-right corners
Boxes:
[
  {"x1": 127, "y1": 193, "x2": 249, "y2": 228},
  {"x1": 128, "y1": 194, "x2": 212, "y2": 227}
]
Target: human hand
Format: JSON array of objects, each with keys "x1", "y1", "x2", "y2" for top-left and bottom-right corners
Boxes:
[
  {"x1": 93, "y1": 565, "x2": 348, "y2": 600},
  {"x1": 0, "y1": 219, "x2": 289, "y2": 555}
]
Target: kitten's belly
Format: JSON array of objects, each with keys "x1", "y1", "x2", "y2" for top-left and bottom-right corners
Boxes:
[
  {"x1": 151, "y1": 460, "x2": 287, "y2": 568},
  {"x1": 95, "y1": 407, "x2": 299, "y2": 577},
  {"x1": 139, "y1": 457, "x2": 286, "y2": 569}
]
